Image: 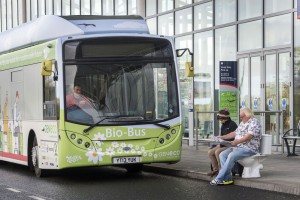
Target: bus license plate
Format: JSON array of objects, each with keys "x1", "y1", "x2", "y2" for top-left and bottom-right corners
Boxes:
[{"x1": 113, "y1": 157, "x2": 141, "y2": 164}]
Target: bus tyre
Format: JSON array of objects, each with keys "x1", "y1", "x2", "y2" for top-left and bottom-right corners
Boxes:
[
  {"x1": 31, "y1": 137, "x2": 48, "y2": 177},
  {"x1": 125, "y1": 164, "x2": 143, "y2": 173}
]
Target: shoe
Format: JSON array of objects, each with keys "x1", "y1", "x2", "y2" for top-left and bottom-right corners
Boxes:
[
  {"x1": 210, "y1": 179, "x2": 224, "y2": 186},
  {"x1": 207, "y1": 170, "x2": 219, "y2": 177},
  {"x1": 223, "y1": 180, "x2": 234, "y2": 185}
]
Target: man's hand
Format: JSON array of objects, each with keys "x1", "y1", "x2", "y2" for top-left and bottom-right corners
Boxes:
[{"x1": 230, "y1": 140, "x2": 240, "y2": 146}]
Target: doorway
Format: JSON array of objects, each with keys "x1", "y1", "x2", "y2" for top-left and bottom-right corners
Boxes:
[{"x1": 238, "y1": 49, "x2": 292, "y2": 146}]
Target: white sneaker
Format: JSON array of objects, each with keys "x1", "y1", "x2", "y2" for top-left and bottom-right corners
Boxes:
[{"x1": 210, "y1": 179, "x2": 224, "y2": 186}]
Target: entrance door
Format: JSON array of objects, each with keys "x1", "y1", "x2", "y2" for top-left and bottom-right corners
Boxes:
[
  {"x1": 265, "y1": 51, "x2": 291, "y2": 145},
  {"x1": 238, "y1": 50, "x2": 292, "y2": 146}
]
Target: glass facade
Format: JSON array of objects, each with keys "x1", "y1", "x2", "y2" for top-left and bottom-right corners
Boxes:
[{"x1": 0, "y1": 0, "x2": 299, "y2": 143}]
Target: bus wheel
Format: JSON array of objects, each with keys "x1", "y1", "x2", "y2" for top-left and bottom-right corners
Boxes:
[
  {"x1": 125, "y1": 164, "x2": 143, "y2": 173},
  {"x1": 31, "y1": 137, "x2": 48, "y2": 177}
]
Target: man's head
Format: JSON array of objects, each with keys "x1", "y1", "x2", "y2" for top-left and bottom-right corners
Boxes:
[
  {"x1": 217, "y1": 109, "x2": 230, "y2": 123},
  {"x1": 74, "y1": 84, "x2": 81, "y2": 94},
  {"x1": 240, "y1": 107, "x2": 253, "y2": 122}
]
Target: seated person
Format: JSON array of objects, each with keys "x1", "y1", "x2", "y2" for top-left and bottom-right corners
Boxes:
[
  {"x1": 207, "y1": 109, "x2": 237, "y2": 177},
  {"x1": 66, "y1": 84, "x2": 97, "y2": 123},
  {"x1": 210, "y1": 107, "x2": 261, "y2": 186}
]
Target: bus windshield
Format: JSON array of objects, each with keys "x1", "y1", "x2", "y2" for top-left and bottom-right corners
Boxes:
[{"x1": 63, "y1": 37, "x2": 179, "y2": 125}]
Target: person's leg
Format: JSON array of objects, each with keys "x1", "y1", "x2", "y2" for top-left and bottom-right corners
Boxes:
[
  {"x1": 215, "y1": 146, "x2": 228, "y2": 170},
  {"x1": 208, "y1": 146, "x2": 219, "y2": 172},
  {"x1": 219, "y1": 148, "x2": 256, "y2": 182},
  {"x1": 214, "y1": 147, "x2": 233, "y2": 182}
]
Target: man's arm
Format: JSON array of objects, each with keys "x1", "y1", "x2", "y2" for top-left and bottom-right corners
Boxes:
[
  {"x1": 219, "y1": 131, "x2": 236, "y2": 140},
  {"x1": 231, "y1": 133, "x2": 253, "y2": 146}
]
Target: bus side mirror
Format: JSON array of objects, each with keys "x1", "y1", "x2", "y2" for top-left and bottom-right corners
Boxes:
[
  {"x1": 41, "y1": 60, "x2": 52, "y2": 76},
  {"x1": 185, "y1": 62, "x2": 194, "y2": 77}
]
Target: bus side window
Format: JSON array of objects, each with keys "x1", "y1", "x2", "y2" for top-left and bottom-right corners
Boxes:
[{"x1": 43, "y1": 75, "x2": 59, "y2": 120}]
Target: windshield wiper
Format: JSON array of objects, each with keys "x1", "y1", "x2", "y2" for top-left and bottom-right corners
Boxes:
[
  {"x1": 83, "y1": 116, "x2": 119, "y2": 133},
  {"x1": 110, "y1": 119, "x2": 170, "y2": 130}
]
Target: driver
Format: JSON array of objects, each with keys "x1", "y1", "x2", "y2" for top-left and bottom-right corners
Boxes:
[{"x1": 66, "y1": 84, "x2": 94, "y2": 109}]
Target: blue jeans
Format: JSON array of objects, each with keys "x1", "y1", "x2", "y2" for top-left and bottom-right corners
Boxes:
[{"x1": 215, "y1": 147, "x2": 256, "y2": 181}]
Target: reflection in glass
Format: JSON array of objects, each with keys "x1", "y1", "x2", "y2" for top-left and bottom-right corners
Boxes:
[
  {"x1": 265, "y1": 0, "x2": 292, "y2": 14},
  {"x1": 103, "y1": 0, "x2": 114, "y2": 15},
  {"x1": 250, "y1": 56, "x2": 261, "y2": 110},
  {"x1": 158, "y1": 13, "x2": 174, "y2": 36},
  {"x1": 239, "y1": 58, "x2": 249, "y2": 108},
  {"x1": 146, "y1": 0, "x2": 156, "y2": 16},
  {"x1": 175, "y1": 0, "x2": 192, "y2": 8},
  {"x1": 54, "y1": 0, "x2": 62, "y2": 15},
  {"x1": 71, "y1": 0, "x2": 80, "y2": 15},
  {"x1": 238, "y1": 20, "x2": 262, "y2": 51},
  {"x1": 215, "y1": 26, "x2": 236, "y2": 89},
  {"x1": 194, "y1": 31, "x2": 213, "y2": 115},
  {"x1": 265, "y1": 14, "x2": 291, "y2": 47},
  {"x1": 215, "y1": 0, "x2": 236, "y2": 25},
  {"x1": 238, "y1": 0, "x2": 262, "y2": 20},
  {"x1": 194, "y1": 2, "x2": 213, "y2": 30},
  {"x1": 158, "y1": 0, "x2": 174, "y2": 13},
  {"x1": 115, "y1": 0, "x2": 127, "y2": 15},
  {"x1": 62, "y1": 0, "x2": 70, "y2": 15},
  {"x1": 46, "y1": 0, "x2": 54, "y2": 15},
  {"x1": 147, "y1": 17, "x2": 157, "y2": 34},
  {"x1": 81, "y1": 0, "x2": 91, "y2": 15},
  {"x1": 31, "y1": 0, "x2": 38, "y2": 20},
  {"x1": 279, "y1": 52, "x2": 290, "y2": 132},
  {"x1": 39, "y1": 0, "x2": 46, "y2": 16},
  {"x1": 175, "y1": 8, "x2": 192, "y2": 35},
  {"x1": 91, "y1": 0, "x2": 102, "y2": 15},
  {"x1": 128, "y1": 0, "x2": 137, "y2": 15}
]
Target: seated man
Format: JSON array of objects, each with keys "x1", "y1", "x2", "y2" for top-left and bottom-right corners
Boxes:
[
  {"x1": 66, "y1": 84, "x2": 97, "y2": 123},
  {"x1": 210, "y1": 107, "x2": 261, "y2": 186},
  {"x1": 207, "y1": 109, "x2": 237, "y2": 177}
]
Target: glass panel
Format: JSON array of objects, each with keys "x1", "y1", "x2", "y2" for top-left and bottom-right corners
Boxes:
[
  {"x1": 175, "y1": 35, "x2": 192, "y2": 137},
  {"x1": 250, "y1": 56, "x2": 261, "y2": 111},
  {"x1": 175, "y1": 0, "x2": 192, "y2": 8},
  {"x1": 92, "y1": 0, "x2": 102, "y2": 15},
  {"x1": 279, "y1": 52, "x2": 290, "y2": 132},
  {"x1": 294, "y1": 13, "x2": 300, "y2": 126},
  {"x1": 39, "y1": 0, "x2": 46, "y2": 16},
  {"x1": 71, "y1": 0, "x2": 80, "y2": 15},
  {"x1": 146, "y1": 0, "x2": 156, "y2": 16},
  {"x1": 238, "y1": 20, "x2": 262, "y2": 51},
  {"x1": 62, "y1": 0, "x2": 71, "y2": 15},
  {"x1": 103, "y1": 0, "x2": 114, "y2": 15},
  {"x1": 7, "y1": 0, "x2": 12, "y2": 29},
  {"x1": 194, "y1": 31, "x2": 214, "y2": 129},
  {"x1": 265, "y1": 14, "x2": 291, "y2": 47},
  {"x1": 115, "y1": 0, "x2": 127, "y2": 15},
  {"x1": 238, "y1": 0, "x2": 262, "y2": 20},
  {"x1": 128, "y1": 0, "x2": 137, "y2": 15},
  {"x1": 158, "y1": 0, "x2": 174, "y2": 13},
  {"x1": 175, "y1": 8, "x2": 192, "y2": 35},
  {"x1": 265, "y1": 54, "x2": 277, "y2": 138},
  {"x1": 215, "y1": 0, "x2": 236, "y2": 25},
  {"x1": 18, "y1": 0, "x2": 25, "y2": 24},
  {"x1": 265, "y1": 0, "x2": 292, "y2": 14},
  {"x1": 158, "y1": 13, "x2": 174, "y2": 36},
  {"x1": 46, "y1": 0, "x2": 54, "y2": 15},
  {"x1": 26, "y1": 0, "x2": 30, "y2": 21},
  {"x1": 239, "y1": 58, "x2": 249, "y2": 108},
  {"x1": 81, "y1": 0, "x2": 91, "y2": 15},
  {"x1": 215, "y1": 26, "x2": 237, "y2": 89},
  {"x1": 31, "y1": 0, "x2": 38, "y2": 20},
  {"x1": 194, "y1": 2, "x2": 213, "y2": 30},
  {"x1": 147, "y1": 17, "x2": 157, "y2": 34},
  {"x1": 54, "y1": 0, "x2": 62, "y2": 15},
  {"x1": 13, "y1": 0, "x2": 18, "y2": 27}
]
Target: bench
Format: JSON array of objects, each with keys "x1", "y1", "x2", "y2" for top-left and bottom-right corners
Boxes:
[{"x1": 282, "y1": 121, "x2": 300, "y2": 157}]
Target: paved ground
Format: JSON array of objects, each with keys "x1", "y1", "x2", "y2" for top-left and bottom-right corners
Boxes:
[{"x1": 144, "y1": 141, "x2": 300, "y2": 196}]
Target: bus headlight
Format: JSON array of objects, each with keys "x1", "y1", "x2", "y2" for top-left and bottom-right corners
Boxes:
[
  {"x1": 159, "y1": 138, "x2": 164, "y2": 144},
  {"x1": 70, "y1": 134, "x2": 76, "y2": 139},
  {"x1": 85, "y1": 142, "x2": 90, "y2": 148},
  {"x1": 166, "y1": 134, "x2": 171, "y2": 140},
  {"x1": 77, "y1": 139, "x2": 83, "y2": 144}
]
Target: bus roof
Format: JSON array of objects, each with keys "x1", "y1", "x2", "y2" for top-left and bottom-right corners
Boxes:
[{"x1": 0, "y1": 15, "x2": 149, "y2": 54}]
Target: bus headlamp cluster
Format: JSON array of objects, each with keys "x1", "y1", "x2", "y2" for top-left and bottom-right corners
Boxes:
[
  {"x1": 68, "y1": 132, "x2": 91, "y2": 150},
  {"x1": 158, "y1": 128, "x2": 178, "y2": 146}
]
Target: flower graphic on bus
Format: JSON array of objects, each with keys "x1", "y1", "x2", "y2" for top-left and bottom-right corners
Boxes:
[
  {"x1": 105, "y1": 147, "x2": 115, "y2": 157},
  {"x1": 93, "y1": 132, "x2": 106, "y2": 146},
  {"x1": 85, "y1": 147, "x2": 103, "y2": 164}
]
